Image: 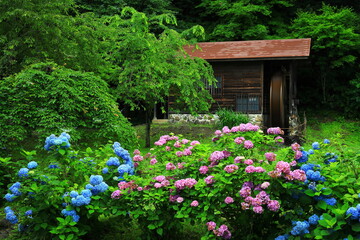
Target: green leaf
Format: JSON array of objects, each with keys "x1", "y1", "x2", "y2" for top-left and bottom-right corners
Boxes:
[
  {"x1": 156, "y1": 228, "x2": 163, "y2": 236},
  {"x1": 58, "y1": 149, "x2": 66, "y2": 155},
  {"x1": 148, "y1": 224, "x2": 156, "y2": 230},
  {"x1": 352, "y1": 223, "x2": 360, "y2": 232}
]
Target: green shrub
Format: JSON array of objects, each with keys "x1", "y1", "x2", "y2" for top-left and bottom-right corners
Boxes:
[
  {"x1": 0, "y1": 62, "x2": 137, "y2": 154},
  {"x1": 216, "y1": 108, "x2": 250, "y2": 128}
]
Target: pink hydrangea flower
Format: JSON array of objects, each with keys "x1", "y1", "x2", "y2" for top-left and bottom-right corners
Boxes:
[
  {"x1": 234, "y1": 137, "x2": 245, "y2": 144},
  {"x1": 276, "y1": 161, "x2": 290, "y2": 174},
  {"x1": 206, "y1": 221, "x2": 216, "y2": 231},
  {"x1": 134, "y1": 162, "x2": 139, "y2": 168},
  {"x1": 176, "y1": 197, "x2": 184, "y2": 203},
  {"x1": 267, "y1": 127, "x2": 284, "y2": 135},
  {"x1": 209, "y1": 151, "x2": 225, "y2": 162},
  {"x1": 166, "y1": 162, "x2": 176, "y2": 170},
  {"x1": 224, "y1": 197, "x2": 234, "y2": 204},
  {"x1": 245, "y1": 165, "x2": 256, "y2": 173},
  {"x1": 214, "y1": 130, "x2": 222, "y2": 136},
  {"x1": 254, "y1": 167, "x2": 266, "y2": 173},
  {"x1": 265, "y1": 152, "x2": 276, "y2": 162},
  {"x1": 161, "y1": 180, "x2": 170, "y2": 187},
  {"x1": 275, "y1": 136, "x2": 284, "y2": 144},
  {"x1": 241, "y1": 202, "x2": 250, "y2": 210},
  {"x1": 199, "y1": 166, "x2": 209, "y2": 174},
  {"x1": 174, "y1": 141, "x2": 182, "y2": 148},
  {"x1": 137, "y1": 187, "x2": 143, "y2": 191},
  {"x1": 190, "y1": 140, "x2": 200, "y2": 146},
  {"x1": 234, "y1": 156, "x2": 244, "y2": 163},
  {"x1": 190, "y1": 200, "x2": 199, "y2": 207},
  {"x1": 133, "y1": 155, "x2": 144, "y2": 162},
  {"x1": 244, "y1": 140, "x2": 254, "y2": 149},
  {"x1": 150, "y1": 158, "x2": 158, "y2": 165},
  {"x1": 177, "y1": 162, "x2": 185, "y2": 169},
  {"x1": 291, "y1": 142, "x2": 301, "y2": 151},
  {"x1": 204, "y1": 175, "x2": 215, "y2": 185},
  {"x1": 111, "y1": 190, "x2": 122, "y2": 199},
  {"x1": 181, "y1": 139, "x2": 189, "y2": 144},
  {"x1": 260, "y1": 182, "x2": 270, "y2": 189},
  {"x1": 256, "y1": 191, "x2": 270, "y2": 204},
  {"x1": 290, "y1": 169, "x2": 307, "y2": 181},
  {"x1": 176, "y1": 151, "x2": 183, "y2": 157},
  {"x1": 222, "y1": 126, "x2": 231, "y2": 133},
  {"x1": 231, "y1": 126, "x2": 240, "y2": 132},
  {"x1": 239, "y1": 186, "x2": 252, "y2": 198},
  {"x1": 154, "y1": 175, "x2": 166, "y2": 182},
  {"x1": 224, "y1": 164, "x2": 239, "y2": 173},
  {"x1": 154, "y1": 183, "x2": 162, "y2": 188},
  {"x1": 165, "y1": 146, "x2": 171, "y2": 151},
  {"x1": 183, "y1": 148, "x2": 192, "y2": 156},
  {"x1": 154, "y1": 139, "x2": 166, "y2": 146},
  {"x1": 290, "y1": 160, "x2": 297, "y2": 166},
  {"x1": 253, "y1": 206, "x2": 264, "y2": 214},
  {"x1": 133, "y1": 149, "x2": 141, "y2": 155},
  {"x1": 267, "y1": 200, "x2": 280, "y2": 211},
  {"x1": 244, "y1": 159, "x2": 253, "y2": 165},
  {"x1": 294, "y1": 150, "x2": 302, "y2": 160}
]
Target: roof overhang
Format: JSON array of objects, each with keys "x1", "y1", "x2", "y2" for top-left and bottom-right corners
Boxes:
[{"x1": 183, "y1": 38, "x2": 311, "y2": 61}]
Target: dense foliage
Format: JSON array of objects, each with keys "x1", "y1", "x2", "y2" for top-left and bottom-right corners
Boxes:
[
  {"x1": 2, "y1": 125, "x2": 359, "y2": 239},
  {"x1": 0, "y1": 62, "x2": 136, "y2": 153}
]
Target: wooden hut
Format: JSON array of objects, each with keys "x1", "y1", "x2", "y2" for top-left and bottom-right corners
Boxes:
[{"x1": 166, "y1": 38, "x2": 311, "y2": 130}]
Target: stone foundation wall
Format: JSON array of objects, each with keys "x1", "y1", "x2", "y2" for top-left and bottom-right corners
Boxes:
[{"x1": 168, "y1": 114, "x2": 263, "y2": 126}]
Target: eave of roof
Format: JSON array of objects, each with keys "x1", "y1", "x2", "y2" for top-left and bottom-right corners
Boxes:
[{"x1": 183, "y1": 38, "x2": 311, "y2": 60}]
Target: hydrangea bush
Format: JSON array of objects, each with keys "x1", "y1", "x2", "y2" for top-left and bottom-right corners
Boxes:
[{"x1": 3, "y1": 124, "x2": 360, "y2": 239}]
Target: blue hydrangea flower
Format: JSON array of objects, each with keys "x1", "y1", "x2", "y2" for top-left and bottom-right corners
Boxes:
[
  {"x1": 323, "y1": 139, "x2": 330, "y2": 144},
  {"x1": 290, "y1": 221, "x2": 310, "y2": 236},
  {"x1": 61, "y1": 209, "x2": 80, "y2": 222},
  {"x1": 9, "y1": 182, "x2": 22, "y2": 196},
  {"x1": 4, "y1": 193, "x2": 16, "y2": 202},
  {"x1": 85, "y1": 184, "x2": 94, "y2": 191},
  {"x1": 49, "y1": 164, "x2": 60, "y2": 169},
  {"x1": 24, "y1": 210, "x2": 33, "y2": 216},
  {"x1": 306, "y1": 170, "x2": 324, "y2": 182},
  {"x1": 346, "y1": 207, "x2": 359, "y2": 220},
  {"x1": 102, "y1": 167, "x2": 109, "y2": 174},
  {"x1": 308, "y1": 149, "x2": 314, "y2": 155},
  {"x1": 297, "y1": 151, "x2": 309, "y2": 163},
  {"x1": 118, "y1": 164, "x2": 131, "y2": 176},
  {"x1": 89, "y1": 175, "x2": 103, "y2": 186},
  {"x1": 106, "y1": 157, "x2": 120, "y2": 167},
  {"x1": 300, "y1": 163, "x2": 319, "y2": 173},
  {"x1": 275, "y1": 235, "x2": 289, "y2": 240},
  {"x1": 308, "y1": 214, "x2": 320, "y2": 225},
  {"x1": 312, "y1": 142, "x2": 320, "y2": 150},
  {"x1": 5, "y1": 212, "x2": 18, "y2": 224},
  {"x1": 27, "y1": 161, "x2": 38, "y2": 169},
  {"x1": 114, "y1": 146, "x2": 132, "y2": 163},
  {"x1": 91, "y1": 182, "x2": 108, "y2": 195},
  {"x1": 81, "y1": 189, "x2": 92, "y2": 198},
  {"x1": 69, "y1": 191, "x2": 79, "y2": 198},
  {"x1": 18, "y1": 168, "x2": 29, "y2": 177},
  {"x1": 44, "y1": 132, "x2": 71, "y2": 151},
  {"x1": 71, "y1": 195, "x2": 91, "y2": 207},
  {"x1": 324, "y1": 197, "x2": 337, "y2": 206},
  {"x1": 308, "y1": 182, "x2": 317, "y2": 191}
]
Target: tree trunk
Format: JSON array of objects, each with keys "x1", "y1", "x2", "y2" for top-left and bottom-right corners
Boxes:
[{"x1": 145, "y1": 109, "x2": 152, "y2": 148}]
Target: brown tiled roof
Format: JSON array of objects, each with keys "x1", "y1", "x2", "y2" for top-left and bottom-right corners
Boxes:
[{"x1": 183, "y1": 38, "x2": 311, "y2": 60}]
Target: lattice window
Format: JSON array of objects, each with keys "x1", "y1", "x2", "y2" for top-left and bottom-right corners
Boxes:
[
  {"x1": 204, "y1": 75, "x2": 222, "y2": 96},
  {"x1": 236, "y1": 94, "x2": 261, "y2": 113}
]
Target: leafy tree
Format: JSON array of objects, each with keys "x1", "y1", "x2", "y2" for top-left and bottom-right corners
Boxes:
[
  {"x1": 196, "y1": 0, "x2": 296, "y2": 41},
  {"x1": 0, "y1": 62, "x2": 137, "y2": 155},
  {"x1": 0, "y1": 0, "x2": 105, "y2": 78},
  {"x1": 75, "y1": 0, "x2": 174, "y2": 17},
  {"x1": 291, "y1": 4, "x2": 360, "y2": 103},
  {"x1": 104, "y1": 8, "x2": 216, "y2": 147}
]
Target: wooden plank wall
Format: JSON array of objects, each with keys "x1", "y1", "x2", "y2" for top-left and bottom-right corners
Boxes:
[
  {"x1": 168, "y1": 61, "x2": 263, "y2": 114},
  {"x1": 210, "y1": 61, "x2": 263, "y2": 113}
]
